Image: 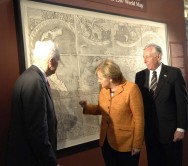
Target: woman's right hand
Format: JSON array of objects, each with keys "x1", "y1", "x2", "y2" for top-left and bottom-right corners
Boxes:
[{"x1": 79, "y1": 100, "x2": 87, "y2": 109}]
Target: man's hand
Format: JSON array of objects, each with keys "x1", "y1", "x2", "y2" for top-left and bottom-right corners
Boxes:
[{"x1": 173, "y1": 130, "x2": 184, "y2": 142}]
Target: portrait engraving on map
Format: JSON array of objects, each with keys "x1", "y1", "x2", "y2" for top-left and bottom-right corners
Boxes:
[{"x1": 20, "y1": 0, "x2": 168, "y2": 149}]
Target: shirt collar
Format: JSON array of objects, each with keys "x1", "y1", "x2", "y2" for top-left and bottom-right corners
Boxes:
[
  {"x1": 33, "y1": 64, "x2": 48, "y2": 82},
  {"x1": 150, "y1": 62, "x2": 162, "y2": 76}
]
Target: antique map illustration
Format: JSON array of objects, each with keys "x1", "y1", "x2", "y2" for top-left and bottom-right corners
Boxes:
[{"x1": 20, "y1": 0, "x2": 168, "y2": 149}]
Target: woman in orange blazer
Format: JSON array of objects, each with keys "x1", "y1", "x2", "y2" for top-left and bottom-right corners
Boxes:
[{"x1": 79, "y1": 59, "x2": 144, "y2": 166}]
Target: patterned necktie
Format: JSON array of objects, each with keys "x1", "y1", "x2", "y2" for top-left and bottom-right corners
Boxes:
[{"x1": 150, "y1": 71, "x2": 157, "y2": 96}]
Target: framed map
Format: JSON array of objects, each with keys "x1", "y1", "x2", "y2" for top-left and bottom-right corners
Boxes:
[{"x1": 15, "y1": 0, "x2": 168, "y2": 150}]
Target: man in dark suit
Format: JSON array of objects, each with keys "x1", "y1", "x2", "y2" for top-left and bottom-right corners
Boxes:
[
  {"x1": 135, "y1": 43, "x2": 188, "y2": 166},
  {"x1": 7, "y1": 40, "x2": 60, "y2": 166}
]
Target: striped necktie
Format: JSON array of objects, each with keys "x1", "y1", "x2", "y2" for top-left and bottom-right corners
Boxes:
[{"x1": 150, "y1": 71, "x2": 157, "y2": 96}]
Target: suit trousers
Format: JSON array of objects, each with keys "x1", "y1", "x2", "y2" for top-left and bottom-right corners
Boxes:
[
  {"x1": 101, "y1": 138, "x2": 140, "y2": 166},
  {"x1": 145, "y1": 134, "x2": 183, "y2": 166}
]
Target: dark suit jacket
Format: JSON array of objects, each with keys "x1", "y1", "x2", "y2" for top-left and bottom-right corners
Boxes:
[
  {"x1": 135, "y1": 64, "x2": 188, "y2": 144},
  {"x1": 7, "y1": 65, "x2": 57, "y2": 166}
]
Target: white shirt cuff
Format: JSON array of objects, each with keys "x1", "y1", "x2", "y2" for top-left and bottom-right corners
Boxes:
[{"x1": 176, "y1": 128, "x2": 185, "y2": 132}]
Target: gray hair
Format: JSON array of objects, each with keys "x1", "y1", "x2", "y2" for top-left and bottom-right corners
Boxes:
[
  {"x1": 33, "y1": 40, "x2": 60, "y2": 63},
  {"x1": 144, "y1": 43, "x2": 162, "y2": 56}
]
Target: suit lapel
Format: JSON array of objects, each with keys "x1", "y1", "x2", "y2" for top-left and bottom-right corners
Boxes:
[
  {"x1": 112, "y1": 82, "x2": 127, "y2": 97},
  {"x1": 30, "y1": 65, "x2": 57, "y2": 124},
  {"x1": 154, "y1": 64, "x2": 168, "y2": 99},
  {"x1": 144, "y1": 69, "x2": 150, "y2": 89},
  {"x1": 31, "y1": 65, "x2": 53, "y2": 101}
]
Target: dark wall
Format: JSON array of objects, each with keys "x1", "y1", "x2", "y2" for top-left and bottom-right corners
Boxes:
[
  {"x1": 0, "y1": 0, "x2": 188, "y2": 166},
  {"x1": 0, "y1": 0, "x2": 20, "y2": 166}
]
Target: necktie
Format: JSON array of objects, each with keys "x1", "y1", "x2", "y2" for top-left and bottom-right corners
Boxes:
[
  {"x1": 46, "y1": 79, "x2": 52, "y2": 96},
  {"x1": 47, "y1": 80, "x2": 50, "y2": 87},
  {"x1": 150, "y1": 71, "x2": 157, "y2": 96}
]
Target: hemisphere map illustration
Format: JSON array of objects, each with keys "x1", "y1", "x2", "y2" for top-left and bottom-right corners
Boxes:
[{"x1": 20, "y1": 0, "x2": 168, "y2": 149}]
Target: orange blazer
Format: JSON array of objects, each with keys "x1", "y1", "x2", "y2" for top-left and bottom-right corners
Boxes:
[{"x1": 84, "y1": 81, "x2": 144, "y2": 152}]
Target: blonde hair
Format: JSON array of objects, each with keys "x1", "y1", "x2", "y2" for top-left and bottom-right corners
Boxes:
[{"x1": 95, "y1": 59, "x2": 125, "y2": 84}]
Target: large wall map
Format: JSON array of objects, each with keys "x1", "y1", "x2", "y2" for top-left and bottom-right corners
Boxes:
[{"x1": 20, "y1": 0, "x2": 168, "y2": 149}]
